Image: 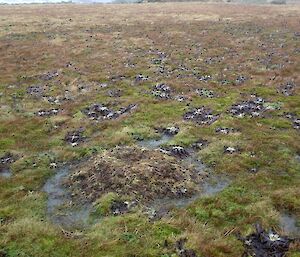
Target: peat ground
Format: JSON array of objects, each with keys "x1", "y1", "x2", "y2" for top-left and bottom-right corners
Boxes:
[{"x1": 0, "y1": 2, "x2": 299, "y2": 257}]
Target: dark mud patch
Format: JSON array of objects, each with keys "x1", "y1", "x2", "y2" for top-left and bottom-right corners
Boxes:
[
  {"x1": 64, "y1": 129, "x2": 85, "y2": 147},
  {"x1": 151, "y1": 83, "x2": 172, "y2": 99},
  {"x1": 229, "y1": 96, "x2": 280, "y2": 118},
  {"x1": 175, "y1": 238, "x2": 198, "y2": 257},
  {"x1": 183, "y1": 106, "x2": 219, "y2": 125},
  {"x1": 237, "y1": 223, "x2": 296, "y2": 257},
  {"x1": 27, "y1": 84, "x2": 45, "y2": 97},
  {"x1": 43, "y1": 164, "x2": 92, "y2": 229},
  {"x1": 278, "y1": 81, "x2": 296, "y2": 96},
  {"x1": 36, "y1": 108, "x2": 59, "y2": 117},
  {"x1": 82, "y1": 103, "x2": 137, "y2": 121},
  {"x1": 285, "y1": 113, "x2": 300, "y2": 130}
]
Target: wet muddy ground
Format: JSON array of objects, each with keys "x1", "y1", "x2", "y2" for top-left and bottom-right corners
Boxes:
[
  {"x1": 280, "y1": 213, "x2": 300, "y2": 237},
  {"x1": 44, "y1": 134, "x2": 230, "y2": 228},
  {"x1": 0, "y1": 168, "x2": 12, "y2": 179},
  {"x1": 43, "y1": 164, "x2": 92, "y2": 229}
]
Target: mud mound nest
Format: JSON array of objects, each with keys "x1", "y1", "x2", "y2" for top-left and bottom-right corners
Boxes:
[{"x1": 66, "y1": 146, "x2": 204, "y2": 204}]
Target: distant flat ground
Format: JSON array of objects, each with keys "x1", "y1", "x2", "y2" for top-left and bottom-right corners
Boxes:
[{"x1": 0, "y1": 2, "x2": 299, "y2": 82}]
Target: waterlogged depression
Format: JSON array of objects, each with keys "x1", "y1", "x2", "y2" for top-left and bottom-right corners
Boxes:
[{"x1": 43, "y1": 134, "x2": 230, "y2": 228}]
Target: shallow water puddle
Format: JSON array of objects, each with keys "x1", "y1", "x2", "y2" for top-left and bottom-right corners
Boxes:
[
  {"x1": 137, "y1": 134, "x2": 173, "y2": 149},
  {"x1": 43, "y1": 135, "x2": 229, "y2": 228},
  {"x1": 279, "y1": 213, "x2": 300, "y2": 237},
  {"x1": 151, "y1": 176, "x2": 229, "y2": 213},
  {"x1": 0, "y1": 168, "x2": 12, "y2": 178},
  {"x1": 43, "y1": 165, "x2": 91, "y2": 229}
]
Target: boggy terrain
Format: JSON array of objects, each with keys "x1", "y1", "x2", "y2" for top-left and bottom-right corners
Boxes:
[{"x1": 0, "y1": 2, "x2": 300, "y2": 257}]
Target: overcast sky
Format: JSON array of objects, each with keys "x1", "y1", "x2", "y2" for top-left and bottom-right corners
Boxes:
[{"x1": 0, "y1": 0, "x2": 111, "y2": 3}]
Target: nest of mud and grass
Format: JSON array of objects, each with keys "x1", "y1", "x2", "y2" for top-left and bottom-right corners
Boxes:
[{"x1": 66, "y1": 146, "x2": 204, "y2": 206}]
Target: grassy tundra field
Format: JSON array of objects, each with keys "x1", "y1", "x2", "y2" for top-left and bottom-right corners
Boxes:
[{"x1": 0, "y1": 2, "x2": 300, "y2": 257}]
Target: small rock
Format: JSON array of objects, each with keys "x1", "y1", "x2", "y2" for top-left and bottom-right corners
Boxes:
[
  {"x1": 107, "y1": 89, "x2": 122, "y2": 98},
  {"x1": 40, "y1": 70, "x2": 59, "y2": 81},
  {"x1": 235, "y1": 75, "x2": 247, "y2": 85},
  {"x1": 152, "y1": 83, "x2": 172, "y2": 99}
]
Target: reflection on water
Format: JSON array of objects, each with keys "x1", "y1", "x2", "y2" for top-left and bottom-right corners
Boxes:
[
  {"x1": 280, "y1": 213, "x2": 300, "y2": 236},
  {"x1": 137, "y1": 134, "x2": 173, "y2": 150},
  {"x1": 43, "y1": 165, "x2": 91, "y2": 229},
  {"x1": 151, "y1": 176, "x2": 229, "y2": 212},
  {"x1": 0, "y1": 168, "x2": 12, "y2": 178},
  {"x1": 43, "y1": 134, "x2": 230, "y2": 228}
]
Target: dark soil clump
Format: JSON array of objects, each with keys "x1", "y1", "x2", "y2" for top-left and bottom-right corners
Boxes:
[
  {"x1": 229, "y1": 97, "x2": 279, "y2": 118},
  {"x1": 64, "y1": 129, "x2": 85, "y2": 147},
  {"x1": 160, "y1": 145, "x2": 190, "y2": 158},
  {"x1": 237, "y1": 223, "x2": 296, "y2": 257},
  {"x1": 285, "y1": 113, "x2": 300, "y2": 130},
  {"x1": 215, "y1": 127, "x2": 237, "y2": 134},
  {"x1": 36, "y1": 108, "x2": 59, "y2": 117},
  {"x1": 191, "y1": 139, "x2": 209, "y2": 150},
  {"x1": 40, "y1": 70, "x2": 59, "y2": 81},
  {"x1": 183, "y1": 106, "x2": 219, "y2": 125},
  {"x1": 279, "y1": 82, "x2": 296, "y2": 96},
  {"x1": 152, "y1": 83, "x2": 172, "y2": 99},
  {"x1": 82, "y1": 103, "x2": 137, "y2": 121},
  {"x1": 176, "y1": 238, "x2": 198, "y2": 257},
  {"x1": 0, "y1": 153, "x2": 17, "y2": 171}
]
